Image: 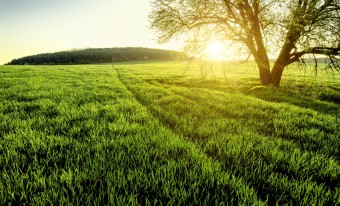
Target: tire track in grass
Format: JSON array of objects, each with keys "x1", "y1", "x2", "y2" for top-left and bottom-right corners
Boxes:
[
  {"x1": 112, "y1": 66, "x2": 266, "y2": 205},
  {"x1": 116, "y1": 67, "x2": 340, "y2": 205}
]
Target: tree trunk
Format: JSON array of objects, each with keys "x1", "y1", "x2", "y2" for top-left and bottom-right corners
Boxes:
[
  {"x1": 269, "y1": 36, "x2": 295, "y2": 87},
  {"x1": 270, "y1": 61, "x2": 285, "y2": 87},
  {"x1": 255, "y1": 55, "x2": 286, "y2": 87},
  {"x1": 269, "y1": 44, "x2": 293, "y2": 87},
  {"x1": 259, "y1": 64, "x2": 271, "y2": 86},
  {"x1": 254, "y1": 55, "x2": 271, "y2": 86}
]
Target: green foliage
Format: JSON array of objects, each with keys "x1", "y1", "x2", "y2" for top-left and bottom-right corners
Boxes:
[{"x1": 0, "y1": 61, "x2": 339, "y2": 205}]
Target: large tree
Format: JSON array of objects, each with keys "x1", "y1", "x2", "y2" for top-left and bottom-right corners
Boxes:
[{"x1": 149, "y1": 0, "x2": 340, "y2": 86}]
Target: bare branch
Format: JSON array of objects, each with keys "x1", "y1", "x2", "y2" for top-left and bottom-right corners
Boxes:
[{"x1": 289, "y1": 47, "x2": 340, "y2": 63}]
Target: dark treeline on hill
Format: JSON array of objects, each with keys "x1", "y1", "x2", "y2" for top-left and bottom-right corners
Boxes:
[{"x1": 6, "y1": 47, "x2": 183, "y2": 65}]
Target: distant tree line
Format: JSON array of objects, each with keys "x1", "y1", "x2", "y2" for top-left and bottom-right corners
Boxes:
[{"x1": 6, "y1": 47, "x2": 184, "y2": 65}]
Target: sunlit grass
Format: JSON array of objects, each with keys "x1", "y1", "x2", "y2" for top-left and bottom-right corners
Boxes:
[{"x1": 0, "y1": 61, "x2": 339, "y2": 205}]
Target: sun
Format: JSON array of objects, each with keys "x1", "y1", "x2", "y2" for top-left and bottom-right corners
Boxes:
[
  {"x1": 204, "y1": 40, "x2": 230, "y2": 60},
  {"x1": 207, "y1": 41, "x2": 222, "y2": 54}
]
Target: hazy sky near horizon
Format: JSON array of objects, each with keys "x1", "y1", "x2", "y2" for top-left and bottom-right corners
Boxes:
[{"x1": 0, "y1": 0, "x2": 180, "y2": 64}]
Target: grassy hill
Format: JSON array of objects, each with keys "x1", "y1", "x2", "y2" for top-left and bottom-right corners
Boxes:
[{"x1": 0, "y1": 61, "x2": 339, "y2": 205}]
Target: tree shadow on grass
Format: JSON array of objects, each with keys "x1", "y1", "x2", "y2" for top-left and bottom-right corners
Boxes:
[
  {"x1": 158, "y1": 76, "x2": 340, "y2": 117},
  {"x1": 243, "y1": 84, "x2": 340, "y2": 117}
]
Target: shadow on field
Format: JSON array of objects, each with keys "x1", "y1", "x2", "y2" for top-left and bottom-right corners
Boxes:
[
  {"x1": 157, "y1": 77, "x2": 340, "y2": 117},
  {"x1": 243, "y1": 84, "x2": 340, "y2": 117}
]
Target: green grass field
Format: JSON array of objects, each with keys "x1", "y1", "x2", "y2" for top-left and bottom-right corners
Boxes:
[{"x1": 0, "y1": 61, "x2": 339, "y2": 205}]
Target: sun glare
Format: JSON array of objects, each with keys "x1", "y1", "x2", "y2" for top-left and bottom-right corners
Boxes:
[{"x1": 204, "y1": 40, "x2": 233, "y2": 61}]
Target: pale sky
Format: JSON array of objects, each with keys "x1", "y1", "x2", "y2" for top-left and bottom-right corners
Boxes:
[{"x1": 0, "y1": 0, "x2": 180, "y2": 64}]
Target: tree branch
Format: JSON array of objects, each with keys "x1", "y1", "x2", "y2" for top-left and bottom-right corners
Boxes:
[{"x1": 288, "y1": 47, "x2": 340, "y2": 65}]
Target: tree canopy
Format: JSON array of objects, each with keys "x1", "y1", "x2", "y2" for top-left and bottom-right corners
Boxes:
[
  {"x1": 6, "y1": 48, "x2": 182, "y2": 65},
  {"x1": 149, "y1": 0, "x2": 340, "y2": 86}
]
